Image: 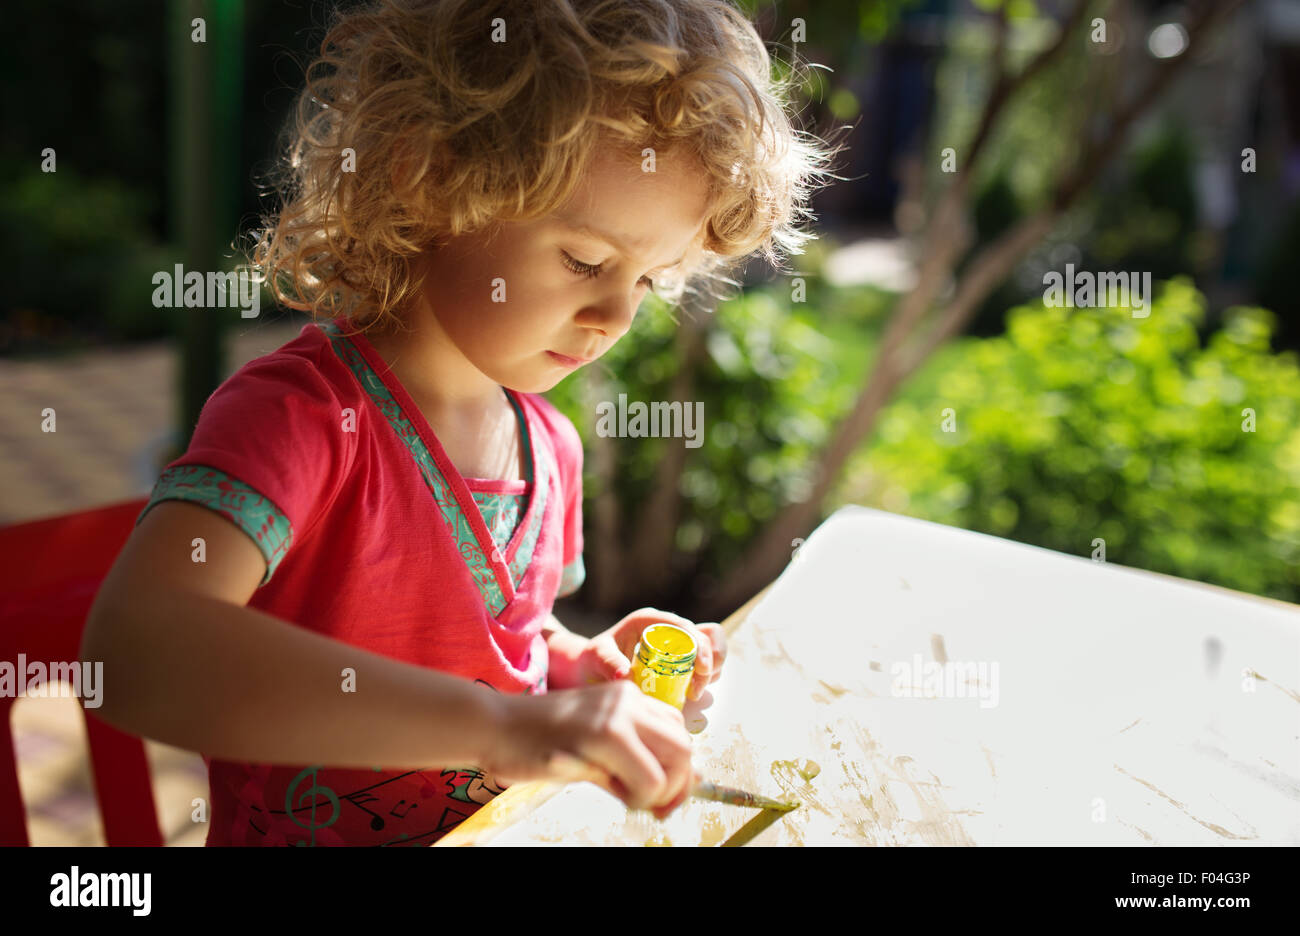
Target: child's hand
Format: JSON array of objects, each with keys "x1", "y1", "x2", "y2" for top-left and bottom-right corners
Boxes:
[
  {"x1": 484, "y1": 680, "x2": 697, "y2": 819},
  {"x1": 582, "y1": 608, "x2": 727, "y2": 703}
]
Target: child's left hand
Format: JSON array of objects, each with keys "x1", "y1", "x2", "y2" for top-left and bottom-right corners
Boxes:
[{"x1": 571, "y1": 608, "x2": 727, "y2": 702}]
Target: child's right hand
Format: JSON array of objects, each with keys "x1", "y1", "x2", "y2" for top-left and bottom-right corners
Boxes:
[{"x1": 483, "y1": 680, "x2": 696, "y2": 819}]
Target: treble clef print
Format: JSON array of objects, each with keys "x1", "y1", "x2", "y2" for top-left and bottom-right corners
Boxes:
[{"x1": 285, "y1": 765, "x2": 341, "y2": 846}]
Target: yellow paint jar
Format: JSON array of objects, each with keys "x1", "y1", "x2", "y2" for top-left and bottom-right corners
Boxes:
[{"x1": 628, "y1": 623, "x2": 697, "y2": 710}]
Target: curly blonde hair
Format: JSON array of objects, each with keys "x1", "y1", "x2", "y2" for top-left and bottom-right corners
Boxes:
[{"x1": 251, "y1": 0, "x2": 843, "y2": 333}]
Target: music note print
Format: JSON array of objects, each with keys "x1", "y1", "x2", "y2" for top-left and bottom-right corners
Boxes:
[
  {"x1": 285, "y1": 765, "x2": 341, "y2": 847},
  {"x1": 342, "y1": 790, "x2": 387, "y2": 831},
  {"x1": 390, "y1": 799, "x2": 417, "y2": 820}
]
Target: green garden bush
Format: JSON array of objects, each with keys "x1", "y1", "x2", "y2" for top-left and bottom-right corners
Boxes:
[{"x1": 850, "y1": 277, "x2": 1300, "y2": 603}]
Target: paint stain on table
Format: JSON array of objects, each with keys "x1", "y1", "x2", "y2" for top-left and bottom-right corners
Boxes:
[
  {"x1": 698, "y1": 812, "x2": 727, "y2": 847},
  {"x1": 771, "y1": 758, "x2": 821, "y2": 781}
]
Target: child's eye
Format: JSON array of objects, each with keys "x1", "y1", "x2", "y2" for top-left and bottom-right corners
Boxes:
[{"x1": 561, "y1": 250, "x2": 655, "y2": 290}]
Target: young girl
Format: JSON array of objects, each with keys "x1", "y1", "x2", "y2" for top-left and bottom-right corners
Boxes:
[{"x1": 83, "y1": 0, "x2": 834, "y2": 845}]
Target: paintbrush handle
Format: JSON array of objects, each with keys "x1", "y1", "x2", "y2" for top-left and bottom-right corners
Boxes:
[
  {"x1": 546, "y1": 754, "x2": 797, "y2": 812},
  {"x1": 691, "y1": 780, "x2": 798, "y2": 812}
]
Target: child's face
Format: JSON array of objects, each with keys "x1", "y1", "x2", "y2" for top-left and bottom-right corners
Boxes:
[{"x1": 414, "y1": 146, "x2": 712, "y2": 395}]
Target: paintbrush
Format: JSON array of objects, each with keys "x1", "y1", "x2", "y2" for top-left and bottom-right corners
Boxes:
[
  {"x1": 546, "y1": 752, "x2": 798, "y2": 812},
  {"x1": 691, "y1": 780, "x2": 799, "y2": 812}
]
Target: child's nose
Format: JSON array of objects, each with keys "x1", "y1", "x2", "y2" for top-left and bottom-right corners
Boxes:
[{"x1": 583, "y1": 290, "x2": 640, "y2": 340}]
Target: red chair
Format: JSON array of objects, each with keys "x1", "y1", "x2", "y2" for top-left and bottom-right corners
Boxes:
[{"x1": 0, "y1": 497, "x2": 163, "y2": 846}]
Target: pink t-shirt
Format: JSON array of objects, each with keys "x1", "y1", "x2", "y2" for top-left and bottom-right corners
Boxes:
[{"x1": 135, "y1": 317, "x2": 585, "y2": 845}]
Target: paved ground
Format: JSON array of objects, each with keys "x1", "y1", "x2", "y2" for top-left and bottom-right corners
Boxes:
[{"x1": 0, "y1": 316, "x2": 309, "y2": 526}]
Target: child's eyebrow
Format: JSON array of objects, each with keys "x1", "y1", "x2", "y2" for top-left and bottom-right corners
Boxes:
[{"x1": 556, "y1": 217, "x2": 687, "y2": 271}]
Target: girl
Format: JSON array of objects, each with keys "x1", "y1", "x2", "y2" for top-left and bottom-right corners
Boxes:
[{"x1": 83, "y1": 0, "x2": 835, "y2": 845}]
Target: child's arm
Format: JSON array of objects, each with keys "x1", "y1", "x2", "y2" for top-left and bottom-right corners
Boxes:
[
  {"x1": 81, "y1": 500, "x2": 504, "y2": 768},
  {"x1": 81, "y1": 501, "x2": 695, "y2": 814}
]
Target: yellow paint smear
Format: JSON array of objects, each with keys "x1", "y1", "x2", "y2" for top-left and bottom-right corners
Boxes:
[
  {"x1": 770, "y1": 758, "x2": 821, "y2": 782},
  {"x1": 699, "y1": 812, "x2": 727, "y2": 847}
]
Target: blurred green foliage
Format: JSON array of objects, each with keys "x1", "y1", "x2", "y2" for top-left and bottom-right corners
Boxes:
[
  {"x1": 0, "y1": 162, "x2": 180, "y2": 350},
  {"x1": 928, "y1": 12, "x2": 1089, "y2": 216},
  {"x1": 1, "y1": 0, "x2": 324, "y2": 355},
  {"x1": 846, "y1": 277, "x2": 1300, "y2": 603},
  {"x1": 735, "y1": 0, "x2": 924, "y2": 50}
]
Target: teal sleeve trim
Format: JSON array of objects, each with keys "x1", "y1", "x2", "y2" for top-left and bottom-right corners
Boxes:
[
  {"x1": 557, "y1": 554, "x2": 585, "y2": 599},
  {"x1": 135, "y1": 464, "x2": 293, "y2": 586}
]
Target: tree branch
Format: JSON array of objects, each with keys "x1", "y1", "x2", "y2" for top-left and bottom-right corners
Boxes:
[
  {"x1": 962, "y1": 0, "x2": 1090, "y2": 179},
  {"x1": 1055, "y1": 0, "x2": 1246, "y2": 209},
  {"x1": 1017, "y1": 0, "x2": 1092, "y2": 89}
]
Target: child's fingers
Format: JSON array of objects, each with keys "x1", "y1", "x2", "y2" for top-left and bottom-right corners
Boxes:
[
  {"x1": 698, "y1": 622, "x2": 727, "y2": 682},
  {"x1": 545, "y1": 750, "x2": 649, "y2": 808},
  {"x1": 651, "y1": 767, "x2": 702, "y2": 819},
  {"x1": 544, "y1": 750, "x2": 611, "y2": 786},
  {"x1": 588, "y1": 725, "x2": 672, "y2": 811},
  {"x1": 633, "y1": 714, "x2": 695, "y2": 814},
  {"x1": 676, "y1": 620, "x2": 717, "y2": 700},
  {"x1": 651, "y1": 787, "x2": 690, "y2": 820},
  {"x1": 586, "y1": 637, "x2": 631, "y2": 681}
]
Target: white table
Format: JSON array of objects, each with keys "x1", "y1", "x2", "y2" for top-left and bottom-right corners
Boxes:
[{"x1": 441, "y1": 506, "x2": 1300, "y2": 845}]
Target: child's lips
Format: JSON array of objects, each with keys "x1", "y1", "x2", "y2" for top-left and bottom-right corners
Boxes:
[{"x1": 546, "y1": 350, "x2": 590, "y2": 368}]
